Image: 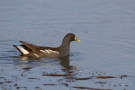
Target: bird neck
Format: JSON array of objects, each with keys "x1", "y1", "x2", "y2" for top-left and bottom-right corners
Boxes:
[
  {"x1": 61, "y1": 37, "x2": 71, "y2": 47},
  {"x1": 60, "y1": 41, "x2": 70, "y2": 50},
  {"x1": 60, "y1": 40, "x2": 70, "y2": 56}
]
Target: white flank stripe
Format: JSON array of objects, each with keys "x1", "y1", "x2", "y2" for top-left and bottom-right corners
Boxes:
[
  {"x1": 40, "y1": 49, "x2": 59, "y2": 54},
  {"x1": 49, "y1": 50, "x2": 53, "y2": 53},
  {"x1": 34, "y1": 53, "x2": 39, "y2": 57},
  {"x1": 55, "y1": 51, "x2": 59, "y2": 53},
  {"x1": 48, "y1": 49, "x2": 59, "y2": 54},
  {"x1": 17, "y1": 46, "x2": 29, "y2": 54},
  {"x1": 45, "y1": 50, "x2": 50, "y2": 54},
  {"x1": 40, "y1": 50, "x2": 46, "y2": 54}
]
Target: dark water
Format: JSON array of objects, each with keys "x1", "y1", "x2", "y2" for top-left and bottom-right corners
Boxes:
[{"x1": 0, "y1": 0, "x2": 135, "y2": 90}]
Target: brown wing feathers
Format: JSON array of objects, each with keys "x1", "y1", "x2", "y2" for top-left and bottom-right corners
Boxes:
[{"x1": 20, "y1": 41, "x2": 41, "y2": 53}]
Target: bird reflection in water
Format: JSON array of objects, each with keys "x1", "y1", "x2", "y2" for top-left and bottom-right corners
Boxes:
[
  {"x1": 59, "y1": 55, "x2": 76, "y2": 73},
  {"x1": 13, "y1": 55, "x2": 78, "y2": 74}
]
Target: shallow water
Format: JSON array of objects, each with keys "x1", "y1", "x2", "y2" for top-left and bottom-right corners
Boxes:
[{"x1": 0, "y1": 0, "x2": 135, "y2": 90}]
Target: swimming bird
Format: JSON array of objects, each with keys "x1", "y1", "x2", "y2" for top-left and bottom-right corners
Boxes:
[{"x1": 13, "y1": 33, "x2": 80, "y2": 58}]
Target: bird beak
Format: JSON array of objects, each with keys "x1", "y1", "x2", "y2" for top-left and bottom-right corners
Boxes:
[{"x1": 75, "y1": 36, "x2": 81, "y2": 42}]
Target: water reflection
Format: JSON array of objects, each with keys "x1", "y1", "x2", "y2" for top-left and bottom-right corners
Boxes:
[
  {"x1": 60, "y1": 56, "x2": 74, "y2": 73},
  {"x1": 13, "y1": 55, "x2": 76, "y2": 73},
  {"x1": 59, "y1": 56, "x2": 70, "y2": 69}
]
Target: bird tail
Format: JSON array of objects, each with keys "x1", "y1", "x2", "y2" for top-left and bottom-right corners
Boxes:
[{"x1": 13, "y1": 45, "x2": 29, "y2": 55}]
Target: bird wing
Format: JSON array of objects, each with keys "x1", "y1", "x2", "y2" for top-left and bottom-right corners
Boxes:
[{"x1": 20, "y1": 41, "x2": 44, "y2": 53}]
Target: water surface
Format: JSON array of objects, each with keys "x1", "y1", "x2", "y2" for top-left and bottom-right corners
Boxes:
[{"x1": 0, "y1": 0, "x2": 135, "y2": 90}]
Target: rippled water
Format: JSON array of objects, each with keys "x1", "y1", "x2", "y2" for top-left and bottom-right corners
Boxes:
[{"x1": 0, "y1": 0, "x2": 135, "y2": 90}]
